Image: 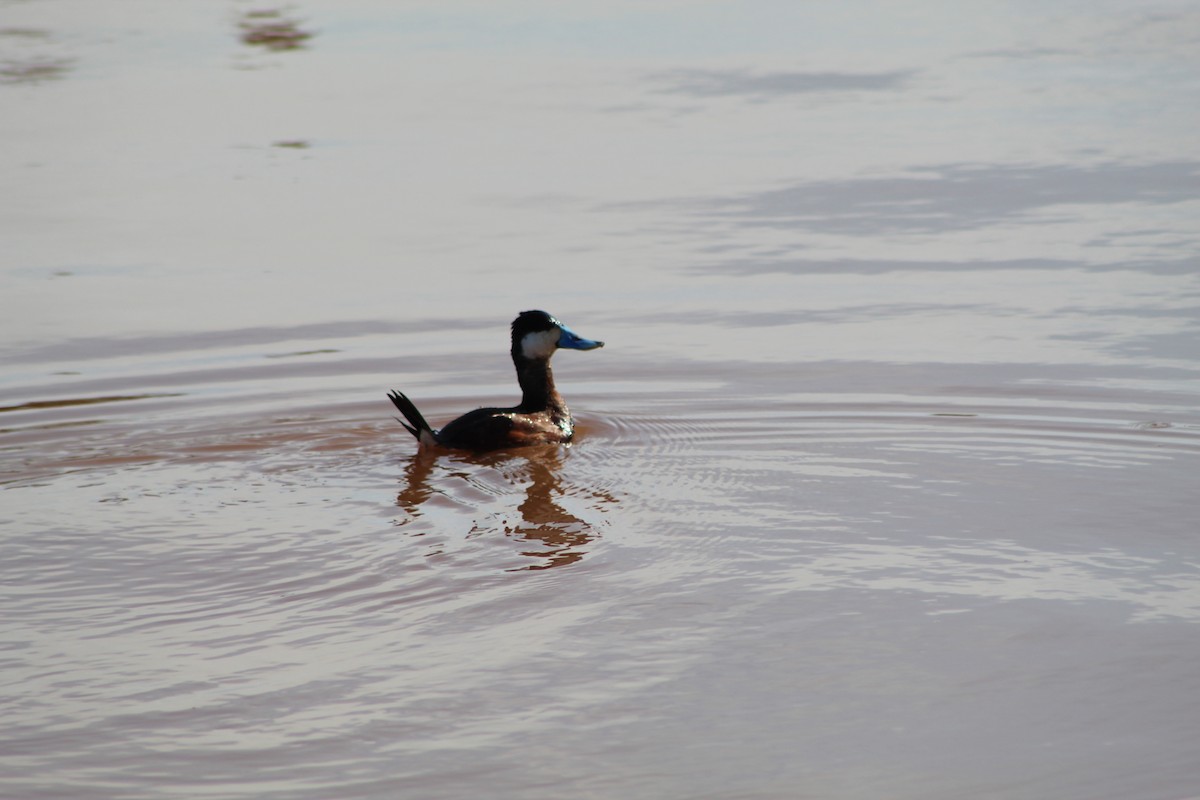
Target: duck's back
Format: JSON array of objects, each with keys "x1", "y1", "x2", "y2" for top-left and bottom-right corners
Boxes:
[
  {"x1": 436, "y1": 408, "x2": 517, "y2": 450},
  {"x1": 437, "y1": 406, "x2": 572, "y2": 449}
]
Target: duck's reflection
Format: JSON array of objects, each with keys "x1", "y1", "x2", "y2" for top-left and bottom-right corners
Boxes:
[{"x1": 396, "y1": 446, "x2": 616, "y2": 571}]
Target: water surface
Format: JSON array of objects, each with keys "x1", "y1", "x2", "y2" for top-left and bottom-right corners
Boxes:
[{"x1": 3, "y1": 2, "x2": 1200, "y2": 798}]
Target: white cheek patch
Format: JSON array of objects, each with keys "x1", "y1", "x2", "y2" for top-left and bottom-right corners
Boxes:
[{"x1": 520, "y1": 329, "x2": 560, "y2": 360}]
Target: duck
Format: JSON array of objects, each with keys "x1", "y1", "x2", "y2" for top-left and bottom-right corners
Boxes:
[{"x1": 388, "y1": 310, "x2": 604, "y2": 451}]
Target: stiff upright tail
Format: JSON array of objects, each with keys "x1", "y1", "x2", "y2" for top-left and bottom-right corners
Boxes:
[{"x1": 387, "y1": 390, "x2": 438, "y2": 447}]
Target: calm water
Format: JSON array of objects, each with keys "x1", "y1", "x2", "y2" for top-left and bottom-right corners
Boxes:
[{"x1": 3, "y1": 2, "x2": 1200, "y2": 798}]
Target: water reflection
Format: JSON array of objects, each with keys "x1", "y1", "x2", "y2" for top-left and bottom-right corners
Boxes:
[
  {"x1": 237, "y1": 8, "x2": 313, "y2": 51},
  {"x1": 0, "y1": 393, "x2": 180, "y2": 414},
  {"x1": 396, "y1": 447, "x2": 617, "y2": 571},
  {"x1": 651, "y1": 68, "x2": 915, "y2": 98},
  {"x1": 676, "y1": 160, "x2": 1200, "y2": 235},
  {"x1": 0, "y1": 57, "x2": 72, "y2": 84},
  {"x1": 0, "y1": 28, "x2": 71, "y2": 84}
]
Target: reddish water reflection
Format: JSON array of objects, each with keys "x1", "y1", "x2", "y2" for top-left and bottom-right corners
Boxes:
[{"x1": 397, "y1": 445, "x2": 619, "y2": 571}]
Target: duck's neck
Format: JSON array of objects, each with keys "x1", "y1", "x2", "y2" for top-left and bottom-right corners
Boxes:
[{"x1": 515, "y1": 356, "x2": 567, "y2": 416}]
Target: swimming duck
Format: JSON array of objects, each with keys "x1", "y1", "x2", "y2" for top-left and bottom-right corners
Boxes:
[{"x1": 388, "y1": 310, "x2": 604, "y2": 451}]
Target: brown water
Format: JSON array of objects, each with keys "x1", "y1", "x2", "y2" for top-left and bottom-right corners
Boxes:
[{"x1": 4, "y1": 2, "x2": 1200, "y2": 798}]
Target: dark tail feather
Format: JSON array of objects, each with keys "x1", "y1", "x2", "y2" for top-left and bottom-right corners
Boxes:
[{"x1": 387, "y1": 390, "x2": 436, "y2": 444}]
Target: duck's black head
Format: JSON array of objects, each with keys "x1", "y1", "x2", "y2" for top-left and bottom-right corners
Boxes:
[{"x1": 511, "y1": 310, "x2": 604, "y2": 363}]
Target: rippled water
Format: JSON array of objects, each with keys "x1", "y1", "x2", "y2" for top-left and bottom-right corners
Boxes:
[{"x1": 4, "y1": 2, "x2": 1200, "y2": 798}]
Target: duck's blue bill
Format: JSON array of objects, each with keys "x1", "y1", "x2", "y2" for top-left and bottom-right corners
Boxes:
[{"x1": 557, "y1": 325, "x2": 604, "y2": 350}]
